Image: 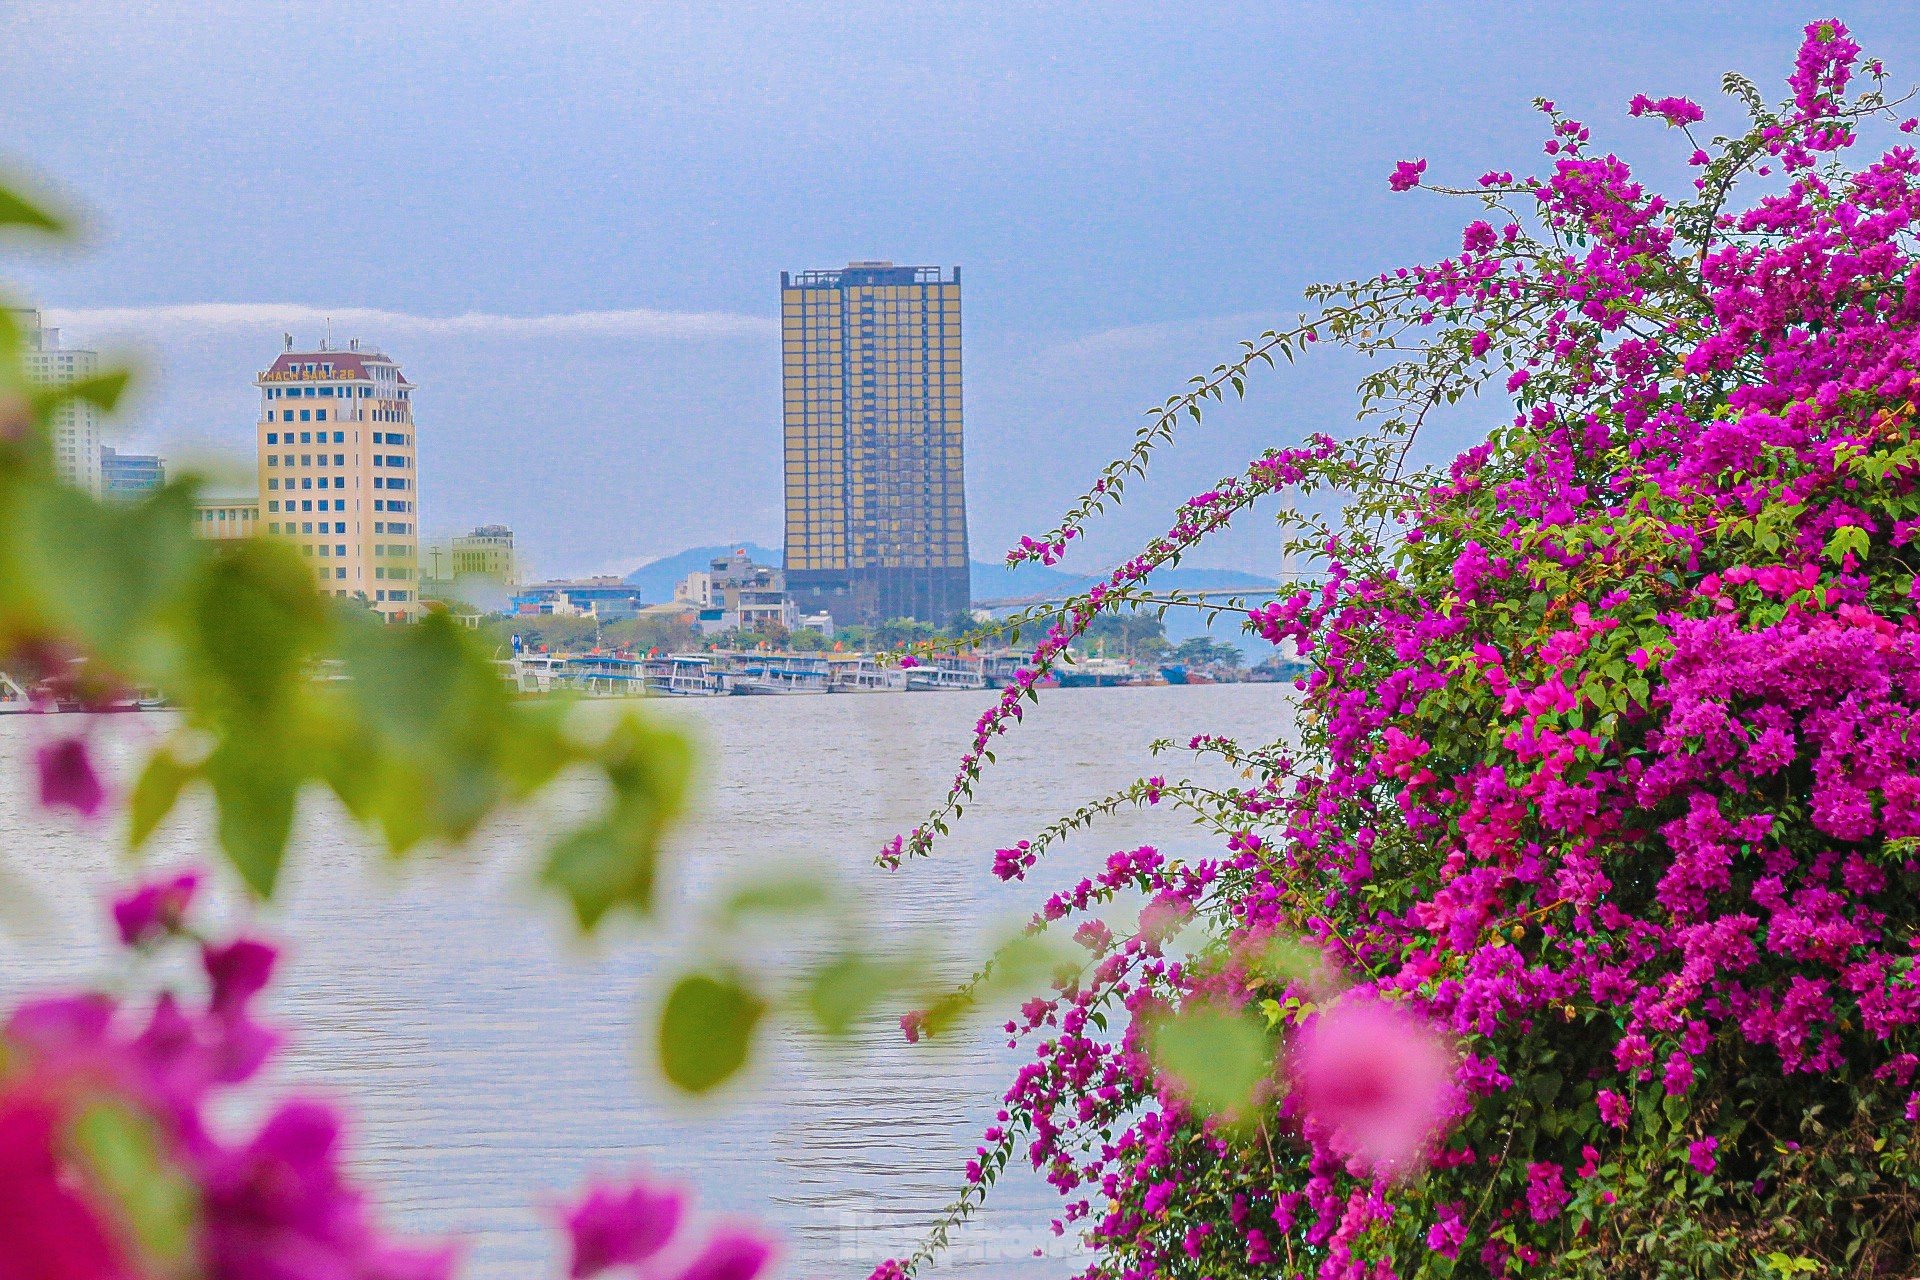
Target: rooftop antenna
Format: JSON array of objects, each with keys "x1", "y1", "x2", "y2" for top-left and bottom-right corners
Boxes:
[
  {"x1": 323, "y1": 315, "x2": 331, "y2": 350},
  {"x1": 283, "y1": 332, "x2": 293, "y2": 351}
]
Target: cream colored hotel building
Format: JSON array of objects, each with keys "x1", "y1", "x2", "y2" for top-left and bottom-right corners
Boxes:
[{"x1": 255, "y1": 341, "x2": 420, "y2": 622}]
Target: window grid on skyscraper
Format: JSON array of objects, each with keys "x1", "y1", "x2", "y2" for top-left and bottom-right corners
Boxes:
[{"x1": 779, "y1": 264, "x2": 968, "y2": 625}]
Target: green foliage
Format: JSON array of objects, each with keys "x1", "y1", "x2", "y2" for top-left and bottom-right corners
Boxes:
[
  {"x1": 0, "y1": 181, "x2": 693, "y2": 926},
  {"x1": 539, "y1": 715, "x2": 695, "y2": 928},
  {"x1": 1081, "y1": 610, "x2": 1169, "y2": 659},
  {"x1": 805, "y1": 951, "x2": 905, "y2": 1037},
  {"x1": 68, "y1": 1098, "x2": 199, "y2": 1269},
  {"x1": 1144, "y1": 1001, "x2": 1274, "y2": 1121},
  {"x1": 1169, "y1": 636, "x2": 1242, "y2": 667},
  {"x1": 657, "y1": 971, "x2": 766, "y2": 1093},
  {"x1": 0, "y1": 178, "x2": 65, "y2": 234}
]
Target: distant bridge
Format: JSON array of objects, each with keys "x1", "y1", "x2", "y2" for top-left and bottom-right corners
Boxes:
[{"x1": 971, "y1": 586, "x2": 1265, "y2": 611}]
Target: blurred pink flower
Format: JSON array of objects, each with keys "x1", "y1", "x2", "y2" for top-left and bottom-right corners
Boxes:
[
  {"x1": 203, "y1": 938, "x2": 277, "y2": 1015},
  {"x1": 0, "y1": 1091, "x2": 131, "y2": 1280},
  {"x1": 562, "y1": 1175, "x2": 687, "y2": 1278},
  {"x1": 669, "y1": 1228, "x2": 774, "y2": 1280},
  {"x1": 111, "y1": 870, "x2": 200, "y2": 948},
  {"x1": 35, "y1": 736, "x2": 104, "y2": 819},
  {"x1": 1287, "y1": 994, "x2": 1457, "y2": 1177}
]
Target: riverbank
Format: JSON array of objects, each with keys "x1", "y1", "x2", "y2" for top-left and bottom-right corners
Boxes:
[{"x1": 502, "y1": 649, "x2": 1303, "y2": 698}]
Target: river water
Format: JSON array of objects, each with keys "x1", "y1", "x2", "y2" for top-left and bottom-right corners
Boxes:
[{"x1": 0, "y1": 683, "x2": 1293, "y2": 1278}]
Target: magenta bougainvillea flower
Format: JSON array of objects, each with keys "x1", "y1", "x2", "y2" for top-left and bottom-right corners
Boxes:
[
  {"x1": 34, "y1": 735, "x2": 104, "y2": 818},
  {"x1": 561, "y1": 1176, "x2": 687, "y2": 1277},
  {"x1": 1286, "y1": 996, "x2": 1457, "y2": 1178},
  {"x1": 1388, "y1": 158, "x2": 1427, "y2": 191},
  {"x1": 667, "y1": 1228, "x2": 775, "y2": 1280},
  {"x1": 110, "y1": 869, "x2": 200, "y2": 948},
  {"x1": 1, "y1": 873, "x2": 776, "y2": 1280},
  {"x1": 885, "y1": 16, "x2": 1920, "y2": 1278},
  {"x1": 0, "y1": 1092, "x2": 131, "y2": 1280}
]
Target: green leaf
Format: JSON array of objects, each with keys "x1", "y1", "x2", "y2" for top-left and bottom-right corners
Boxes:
[
  {"x1": 541, "y1": 716, "x2": 694, "y2": 929},
  {"x1": 0, "y1": 179, "x2": 66, "y2": 234},
  {"x1": 1825, "y1": 525, "x2": 1869, "y2": 564},
  {"x1": 1146, "y1": 1001, "x2": 1274, "y2": 1120},
  {"x1": 329, "y1": 609, "x2": 523, "y2": 848},
  {"x1": 202, "y1": 735, "x2": 299, "y2": 897},
  {"x1": 805, "y1": 951, "x2": 905, "y2": 1036},
  {"x1": 127, "y1": 748, "x2": 196, "y2": 848},
  {"x1": 68, "y1": 1099, "x2": 198, "y2": 1267},
  {"x1": 5, "y1": 479, "x2": 201, "y2": 660},
  {"x1": 719, "y1": 872, "x2": 834, "y2": 922},
  {"x1": 657, "y1": 971, "x2": 765, "y2": 1093},
  {"x1": 33, "y1": 366, "x2": 132, "y2": 415}
]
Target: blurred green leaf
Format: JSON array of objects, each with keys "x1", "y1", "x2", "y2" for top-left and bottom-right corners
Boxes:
[
  {"x1": 127, "y1": 748, "x2": 196, "y2": 848},
  {"x1": 918, "y1": 929, "x2": 1080, "y2": 1040},
  {"x1": 806, "y1": 951, "x2": 908, "y2": 1037},
  {"x1": 202, "y1": 734, "x2": 299, "y2": 898},
  {"x1": 30, "y1": 366, "x2": 131, "y2": 416},
  {"x1": 542, "y1": 715, "x2": 694, "y2": 929},
  {"x1": 179, "y1": 538, "x2": 330, "y2": 715},
  {"x1": 329, "y1": 610, "x2": 523, "y2": 849},
  {"x1": 1252, "y1": 934, "x2": 1326, "y2": 986},
  {"x1": 68, "y1": 1098, "x2": 198, "y2": 1267},
  {"x1": 0, "y1": 181, "x2": 66, "y2": 234},
  {"x1": 1146, "y1": 1001, "x2": 1275, "y2": 1120},
  {"x1": 658, "y1": 971, "x2": 764, "y2": 1093},
  {"x1": 720, "y1": 872, "x2": 834, "y2": 922},
  {"x1": 14, "y1": 481, "x2": 200, "y2": 659}
]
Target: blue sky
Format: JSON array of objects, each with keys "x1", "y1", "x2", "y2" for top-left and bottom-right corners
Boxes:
[{"x1": 4, "y1": 2, "x2": 1916, "y2": 579}]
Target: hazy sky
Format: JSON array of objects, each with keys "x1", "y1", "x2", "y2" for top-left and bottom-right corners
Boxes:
[{"x1": 4, "y1": 2, "x2": 1916, "y2": 579}]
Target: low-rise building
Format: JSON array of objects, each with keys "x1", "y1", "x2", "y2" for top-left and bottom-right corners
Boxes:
[
  {"x1": 512, "y1": 577, "x2": 645, "y2": 620},
  {"x1": 680, "y1": 551, "x2": 797, "y2": 635},
  {"x1": 192, "y1": 492, "x2": 261, "y2": 540},
  {"x1": 101, "y1": 448, "x2": 165, "y2": 502},
  {"x1": 451, "y1": 524, "x2": 520, "y2": 586}
]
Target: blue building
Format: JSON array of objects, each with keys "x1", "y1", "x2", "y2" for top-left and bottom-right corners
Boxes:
[
  {"x1": 511, "y1": 577, "x2": 646, "y2": 620},
  {"x1": 100, "y1": 447, "x2": 165, "y2": 502}
]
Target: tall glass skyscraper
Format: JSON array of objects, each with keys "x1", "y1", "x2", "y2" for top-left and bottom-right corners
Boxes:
[{"x1": 780, "y1": 262, "x2": 970, "y2": 626}]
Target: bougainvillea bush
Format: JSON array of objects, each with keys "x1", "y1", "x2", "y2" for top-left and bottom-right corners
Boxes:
[{"x1": 890, "y1": 19, "x2": 1920, "y2": 1279}]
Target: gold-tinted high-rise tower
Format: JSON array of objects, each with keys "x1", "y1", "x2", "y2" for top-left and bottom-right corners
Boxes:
[{"x1": 780, "y1": 262, "x2": 969, "y2": 626}]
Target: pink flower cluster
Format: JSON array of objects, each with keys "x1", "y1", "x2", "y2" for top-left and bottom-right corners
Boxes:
[
  {"x1": 1, "y1": 870, "x2": 775, "y2": 1280},
  {"x1": 899, "y1": 19, "x2": 1920, "y2": 1280}
]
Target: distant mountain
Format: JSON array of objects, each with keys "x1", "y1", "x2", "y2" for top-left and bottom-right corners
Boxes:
[{"x1": 624, "y1": 542, "x2": 779, "y2": 602}]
